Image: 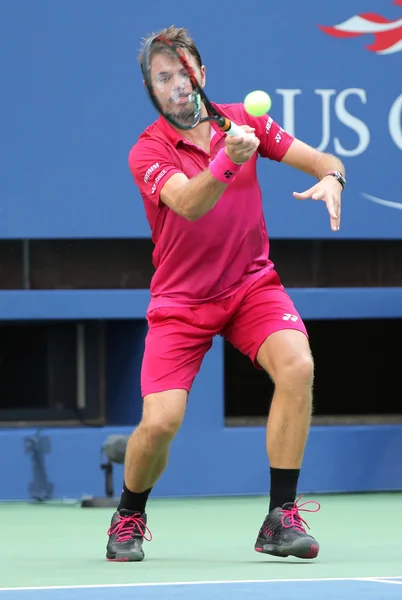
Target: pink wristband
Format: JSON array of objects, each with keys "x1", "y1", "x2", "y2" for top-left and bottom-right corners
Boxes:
[{"x1": 209, "y1": 148, "x2": 243, "y2": 183}]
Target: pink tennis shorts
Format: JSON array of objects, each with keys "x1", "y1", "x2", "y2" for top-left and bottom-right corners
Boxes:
[{"x1": 141, "y1": 269, "x2": 307, "y2": 397}]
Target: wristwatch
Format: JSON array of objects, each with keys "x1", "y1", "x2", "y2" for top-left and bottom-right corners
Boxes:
[{"x1": 325, "y1": 171, "x2": 346, "y2": 190}]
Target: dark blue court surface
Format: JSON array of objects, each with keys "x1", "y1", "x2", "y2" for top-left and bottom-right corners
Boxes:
[{"x1": 2, "y1": 578, "x2": 402, "y2": 600}]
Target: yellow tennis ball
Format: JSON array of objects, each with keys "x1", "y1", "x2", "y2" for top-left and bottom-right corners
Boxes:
[{"x1": 244, "y1": 90, "x2": 272, "y2": 117}]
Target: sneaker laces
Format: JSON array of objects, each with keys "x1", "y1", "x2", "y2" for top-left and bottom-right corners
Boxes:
[
  {"x1": 107, "y1": 513, "x2": 153, "y2": 543},
  {"x1": 280, "y1": 495, "x2": 321, "y2": 533}
]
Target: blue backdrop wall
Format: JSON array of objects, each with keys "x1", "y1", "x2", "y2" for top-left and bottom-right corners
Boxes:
[
  {"x1": 1, "y1": 0, "x2": 402, "y2": 502},
  {"x1": 1, "y1": 0, "x2": 401, "y2": 239}
]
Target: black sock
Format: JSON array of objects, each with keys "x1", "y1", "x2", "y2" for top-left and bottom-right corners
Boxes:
[
  {"x1": 117, "y1": 483, "x2": 152, "y2": 514},
  {"x1": 269, "y1": 467, "x2": 300, "y2": 513}
]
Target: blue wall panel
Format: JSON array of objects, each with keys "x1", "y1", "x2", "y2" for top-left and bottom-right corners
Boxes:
[
  {"x1": 2, "y1": 335, "x2": 402, "y2": 501},
  {"x1": 2, "y1": 423, "x2": 402, "y2": 502},
  {"x1": 0, "y1": 0, "x2": 401, "y2": 239},
  {"x1": 2, "y1": 289, "x2": 402, "y2": 321}
]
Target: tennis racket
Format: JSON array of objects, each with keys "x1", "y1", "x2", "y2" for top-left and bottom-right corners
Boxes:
[{"x1": 141, "y1": 35, "x2": 244, "y2": 137}]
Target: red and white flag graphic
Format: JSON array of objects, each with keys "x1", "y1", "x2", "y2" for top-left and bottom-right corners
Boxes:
[{"x1": 319, "y1": 0, "x2": 402, "y2": 54}]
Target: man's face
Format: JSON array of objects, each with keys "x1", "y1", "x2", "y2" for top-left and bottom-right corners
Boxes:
[{"x1": 149, "y1": 49, "x2": 205, "y2": 126}]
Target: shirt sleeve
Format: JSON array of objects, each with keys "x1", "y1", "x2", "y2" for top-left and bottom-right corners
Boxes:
[
  {"x1": 240, "y1": 105, "x2": 294, "y2": 161},
  {"x1": 128, "y1": 139, "x2": 183, "y2": 206}
]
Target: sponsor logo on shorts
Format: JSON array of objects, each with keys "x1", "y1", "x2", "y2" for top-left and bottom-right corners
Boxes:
[{"x1": 283, "y1": 313, "x2": 299, "y2": 322}]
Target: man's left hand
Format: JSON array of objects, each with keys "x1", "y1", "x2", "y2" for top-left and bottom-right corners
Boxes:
[{"x1": 293, "y1": 176, "x2": 342, "y2": 232}]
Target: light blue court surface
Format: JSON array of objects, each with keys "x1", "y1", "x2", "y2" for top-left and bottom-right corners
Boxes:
[{"x1": 3, "y1": 578, "x2": 402, "y2": 600}]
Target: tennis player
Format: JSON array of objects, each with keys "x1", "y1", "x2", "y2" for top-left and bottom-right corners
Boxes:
[{"x1": 106, "y1": 26, "x2": 345, "y2": 562}]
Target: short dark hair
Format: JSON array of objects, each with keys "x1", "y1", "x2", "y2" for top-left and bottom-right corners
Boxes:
[{"x1": 138, "y1": 25, "x2": 203, "y2": 71}]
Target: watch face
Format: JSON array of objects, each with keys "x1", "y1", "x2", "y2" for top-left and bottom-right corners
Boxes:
[
  {"x1": 326, "y1": 171, "x2": 346, "y2": 187},
  {"x1": 335, "y1": 171, "x2": 346, "y2": 186}
]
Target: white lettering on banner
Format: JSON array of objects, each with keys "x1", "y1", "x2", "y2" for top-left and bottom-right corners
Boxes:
[
  {"x1": 334, "y1": 89, "x2": 370, "y2": 157},
  {"x1": 144, "y1": 162, "x2": 159, "y2": 183},
  {"x1": 314, "y1": 89, "x2": 336, "y2": 152},
  {"x1": 276, "y1": 89, "x2": 301, "y2": 138},
  {"x1": 275, "y1": 88, "x2": 401, "y2": 157},
  {"x1": 277, "y1": 88, "x2": 336, "y2": 151},
  {"x1": 389, "y1": 94, "x2": 402, "y2": 150}
]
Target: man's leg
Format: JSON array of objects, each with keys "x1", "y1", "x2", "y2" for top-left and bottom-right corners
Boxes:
[
  {"x1": 223, "y1": 270, "x2": 320, "y2": 559},
  {"x1": 119, "y1": 389, "x2": 188, "y2": 514},
  {"x1": 106, "y1": 304, "x2": 220, "y2": 562},
  {"x1": 257, "y1": 329, "x2": 313, "y2": 511},
  {"x1": 254, "y1": 330, "x2": 320, "y2": 559},
  {"x1": 106, "y1": 390, "x2": 187, "y2": 562}
]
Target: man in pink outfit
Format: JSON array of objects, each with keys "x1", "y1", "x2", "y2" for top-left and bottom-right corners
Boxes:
[{"x1": 106, "y1": 25, "x2": 345, "y2": 563}]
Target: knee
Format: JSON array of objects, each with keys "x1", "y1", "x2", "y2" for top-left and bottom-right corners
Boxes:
[
  {"x1": 141, "y1": 413, "x2": 182, "y2": 447},
  {"x1": 140, "y1": 393, "x2": 186, "y2": 447},
  {"x1": 276, "y1": 351, "x2": 314, "y2": 392}
]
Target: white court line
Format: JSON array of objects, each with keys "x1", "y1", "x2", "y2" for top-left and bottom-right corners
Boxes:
[
  {"x1": 368, "y1": 579, "x2": 402, "y2": 585},
  {"x1": 1, "y1": 576, "x2": 402, "y2": 592}
]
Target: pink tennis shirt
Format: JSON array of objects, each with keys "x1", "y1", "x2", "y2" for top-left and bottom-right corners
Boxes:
[{"x1": 129, "y1": 103, "x2": 294, "y2": 310}]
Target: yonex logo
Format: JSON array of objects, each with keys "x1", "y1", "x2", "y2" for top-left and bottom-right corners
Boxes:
[
  {"x1": 275, "y1": 129, "x2": 284, "y2": 144},
  {"x1": 224, "y1": 170, "x2": 234, "y2": 178},
  {"x1": 283, "y1": 313, "x2": 299, "y2": 322}
]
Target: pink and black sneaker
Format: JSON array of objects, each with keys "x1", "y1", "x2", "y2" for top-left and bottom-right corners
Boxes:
[
  {"x1": 106, "y1": 510, "x2": 152, "y2": 562},
  {"x1": 255, "y1": 496, "x2": 320, "y2": 559}
]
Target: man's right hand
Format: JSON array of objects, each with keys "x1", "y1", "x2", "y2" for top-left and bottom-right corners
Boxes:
[{"x1": 225, "y1": 125, "x2": 260, "y2": 165}]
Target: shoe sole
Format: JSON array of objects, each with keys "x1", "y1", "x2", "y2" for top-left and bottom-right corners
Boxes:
[
  {"x1": 106, "y1": 550, "x2": 145, "y2": 562},
  {"x1": 255, "y1": 538, "x2": 319, "y2": 559}
]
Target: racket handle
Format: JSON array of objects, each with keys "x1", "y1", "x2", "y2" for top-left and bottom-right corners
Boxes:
[
  {"x1": 224, "y1": 121, "x2": 244, "y2": 137},
  {"x1": 219, "y1": 117, "x2": 244, "y2": 137}
]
